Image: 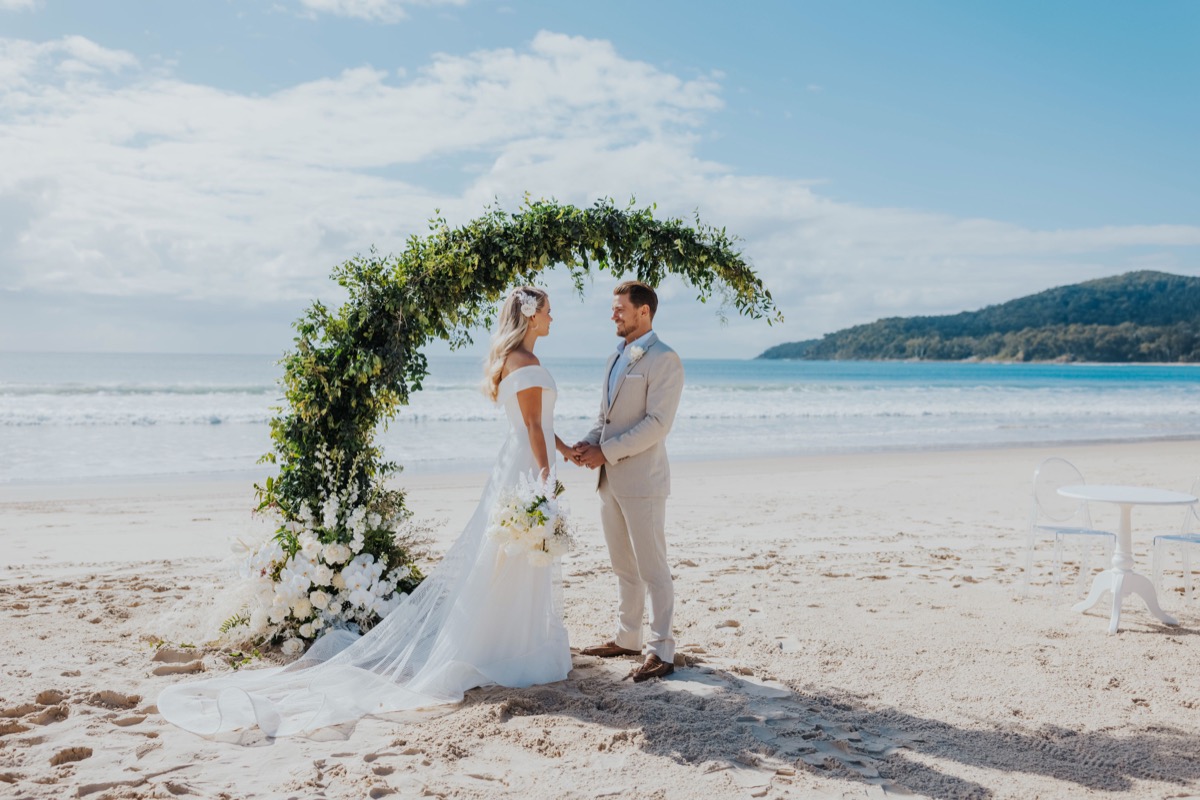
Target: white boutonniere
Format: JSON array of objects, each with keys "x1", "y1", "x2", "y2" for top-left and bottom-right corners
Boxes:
[{"x1": 628, "y1": 345, "x2": 646, "y2": 364}]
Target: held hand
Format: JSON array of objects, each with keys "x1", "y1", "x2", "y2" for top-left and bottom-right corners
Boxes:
[{"x1": 574, "y1": 443, "x2": 606, "y2": 469}]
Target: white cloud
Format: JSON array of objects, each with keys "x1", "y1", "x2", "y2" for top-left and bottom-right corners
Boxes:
[
  {"x1": 0, "y1": 35, "x2": 137, "y2": 87},
  {"x1": 0, "y1": 0, "x2": 40, "y2": 11},
  {"x1": 297, "y1": 0, "x2": 467, "y2": 23},
  {"x1": 0, "y1": 31, "x2": 1197, "y2": 357}
]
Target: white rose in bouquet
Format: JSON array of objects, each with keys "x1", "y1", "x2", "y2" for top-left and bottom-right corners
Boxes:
[
  {"x1": 291, "y1": 598, "x2": 313, "y2": 619},
  {"x1": 323, "y1": 543, "x2": 352, "y2": 565},
  {"x1": 309, "y1": 589, "x2": 331, "y2": 610}
]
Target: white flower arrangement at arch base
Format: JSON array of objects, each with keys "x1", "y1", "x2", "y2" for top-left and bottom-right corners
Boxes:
[
  {"x1": 223, "y1": 449, "x2": 425, "y2": 655},
  {"x1": 486, "y1": 471, "x2": 575, "y2": 566},
  {"x1": 229, "y1": 522, "x2": 420, "y2": 657}
]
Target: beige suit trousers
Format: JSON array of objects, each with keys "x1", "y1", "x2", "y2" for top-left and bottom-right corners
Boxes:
[{"x1": 598, "y1": 469, "x2": 674, "y2": 661}]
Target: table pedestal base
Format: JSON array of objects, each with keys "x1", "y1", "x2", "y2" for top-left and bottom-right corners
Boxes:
[{"x1": 1073, "y1": 569, "x2": 1179, "y2": 635}]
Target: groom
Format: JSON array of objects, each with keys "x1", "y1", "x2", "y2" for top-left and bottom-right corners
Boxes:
[{"x1": 573, "y1": 281, "x2": 685, "y2": 683}]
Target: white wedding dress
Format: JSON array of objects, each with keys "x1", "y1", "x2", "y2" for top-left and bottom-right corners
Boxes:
[{"x1": 159, "y1": 365, "x2": 571, "y2": 738}]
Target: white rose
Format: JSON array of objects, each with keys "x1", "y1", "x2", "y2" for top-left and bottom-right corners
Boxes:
[
  {"x1": 309, "y1": 590, "x2": 330, "y2": 610},
  {"x1": 268, "y1": 606, "x2": 288, "y2": 625},
  {"x1": 311, "y1": 564, "x2": 333, "y2": 586},
  {"x1": 328, "y1": 601, "x2": 343, "y2": 616},
  {"x1": 311, "y1": 616, "x2": 325, "y2": 630},
  {"x1": 281, "y1": 638, "x2": 303, "y2": 656},
  {"x1": 323, "y1": 543, "x2": 350, "y2": 565},
  {"x1": 298, "y1": 623, "x2": 313, "y2": 639}
]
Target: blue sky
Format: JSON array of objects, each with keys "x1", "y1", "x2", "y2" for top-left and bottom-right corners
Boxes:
[{"x1": 1, "y1": 0, "x2": 1198, "y2": 357}]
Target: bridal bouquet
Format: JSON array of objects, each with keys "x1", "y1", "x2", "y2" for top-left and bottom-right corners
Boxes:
[{"x1": 487, "y1": 472, "x2": 574, "y2": 567}]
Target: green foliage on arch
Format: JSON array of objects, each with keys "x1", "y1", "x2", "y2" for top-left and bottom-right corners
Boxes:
[{"x1": 240, "y1": 197, "x2": 779, "y2": 645}]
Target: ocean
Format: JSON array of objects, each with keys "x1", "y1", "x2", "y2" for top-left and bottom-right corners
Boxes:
[{"x1": 1, "y1": 352, "x2": 1198, "y2": 484}]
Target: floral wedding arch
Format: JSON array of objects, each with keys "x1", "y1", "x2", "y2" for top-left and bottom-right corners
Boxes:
[{"x1": 226, "y1": 198, "x2": 780, "y2": 650}]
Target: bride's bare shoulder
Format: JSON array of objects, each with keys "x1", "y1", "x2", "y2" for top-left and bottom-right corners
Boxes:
[{"x1": 500, "y1": 350, "x2": 540, "y2": 379}]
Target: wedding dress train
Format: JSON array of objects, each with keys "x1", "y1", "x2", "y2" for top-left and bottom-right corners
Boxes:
[{"x1": 159, "y1": 365, "x2": 571, "y2": 737}]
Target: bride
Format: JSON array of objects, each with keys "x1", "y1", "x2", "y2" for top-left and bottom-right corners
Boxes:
[{"x1": 159, "y1": 287, "x2": 576, "y2": 738}]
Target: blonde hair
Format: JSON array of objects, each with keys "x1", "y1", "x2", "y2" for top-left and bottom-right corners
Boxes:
[{"x1": 482, "y1": 286, "x2": 547, "y2": 401}]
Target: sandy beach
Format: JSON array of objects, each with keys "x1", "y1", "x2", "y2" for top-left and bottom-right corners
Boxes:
[{"x1": 2, "y1": 439, "x2": 1199, "y2": 799}]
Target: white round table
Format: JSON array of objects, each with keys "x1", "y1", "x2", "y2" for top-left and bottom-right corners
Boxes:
[{"x1": 1058, "y1": 484, "x2": 1198, "y2": 634}]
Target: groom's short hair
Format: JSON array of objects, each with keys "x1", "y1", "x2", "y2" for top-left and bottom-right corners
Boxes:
[{"x1": 614, "y1": 281, "x2": 658, "y2": 318}]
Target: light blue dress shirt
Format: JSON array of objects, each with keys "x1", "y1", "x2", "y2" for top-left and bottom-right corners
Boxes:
[{"x1": 607, "y1": 330, "x2": 655, "y2": 403}]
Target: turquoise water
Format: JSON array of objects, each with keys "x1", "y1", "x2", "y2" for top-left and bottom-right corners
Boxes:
[{"x1": 1, "y1": 353, "x2": 1198, "y2": 482}]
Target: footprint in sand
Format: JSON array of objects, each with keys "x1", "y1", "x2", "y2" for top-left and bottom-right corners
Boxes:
[
  {"x1": 29, "y1": 704, "x2": 69, "y2": 725},
  {"x1": 49, "y1": 746, "x2": 92, "y2": 766},
  {"x1": 112, "y1": 715, "x2": 147, "y2": 727},
  {"x1": 161, "y1": 781, "x2": 197, "y2": 796},
  {"x1": 36, "y1": 690, "x2": 66, "y2": 705},
  {"x1": 89, "y1": 691, "x2": 141, "y2": 710},
  {"x1": 152, "y1": 648, "x2": 199, "y2": 664},
  {"x1": 1, "y1": 703, "x2": 39, "y2": 718},
  {"x1": 0, "y1": 721, "x2": 30, "y2": 736},
  {"x1": 152, "y1": 661, "x2": 205, "y2": 676}
]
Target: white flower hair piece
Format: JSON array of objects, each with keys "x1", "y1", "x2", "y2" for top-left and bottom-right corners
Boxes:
[{"x1": 514, "y1": 291, "x2": 539, "y2": 319}]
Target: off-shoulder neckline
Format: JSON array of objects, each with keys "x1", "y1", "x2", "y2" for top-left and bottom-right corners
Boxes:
[{"x1": 498, "y1": 364, "x2": 549, "y2": 387}]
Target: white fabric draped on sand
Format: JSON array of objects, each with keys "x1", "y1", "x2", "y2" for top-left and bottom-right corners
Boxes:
[{"x1": 158, "y1": 366, "x2": 571, "y2": 738}]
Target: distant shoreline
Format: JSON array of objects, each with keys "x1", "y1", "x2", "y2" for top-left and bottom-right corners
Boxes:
[{"x1": 756, "y1": 355, "x2": 1200, "y2": 366}]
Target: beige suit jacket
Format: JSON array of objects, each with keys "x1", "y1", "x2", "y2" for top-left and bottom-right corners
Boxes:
[{"x1": 584, "y1": 332, "x2": 685, "y2": 498}]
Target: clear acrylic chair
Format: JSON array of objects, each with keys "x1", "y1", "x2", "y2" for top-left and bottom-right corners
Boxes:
[
  {"x1": 1151, "y1": 478, "x2": 1200, "y2": 604},
  {"x1": 1021, "y1": 457, "x2": 1115, "y2": 597}
]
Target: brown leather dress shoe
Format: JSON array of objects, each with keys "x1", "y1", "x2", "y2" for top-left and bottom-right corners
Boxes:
[
  {"x1": 580, "y1": 642, "x2": 641, "y2": 658},
  {"x1": 632, "y1": 654, "x2": 675, "y2": 683}
]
